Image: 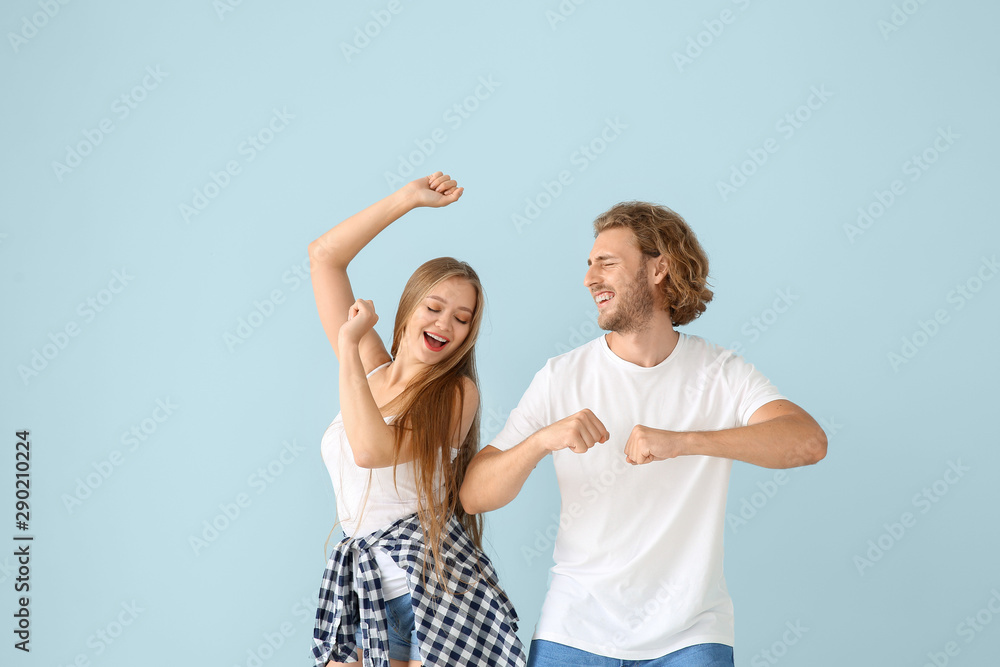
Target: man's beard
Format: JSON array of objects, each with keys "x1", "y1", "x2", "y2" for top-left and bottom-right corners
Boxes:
[{"x1": 598, "y1": 262, "x2": 656, "y2": 335}]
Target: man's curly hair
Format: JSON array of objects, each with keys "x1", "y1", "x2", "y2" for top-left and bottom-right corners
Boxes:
[{"x1": 593, "y1": 201, "x2": 713, "y2": 326}]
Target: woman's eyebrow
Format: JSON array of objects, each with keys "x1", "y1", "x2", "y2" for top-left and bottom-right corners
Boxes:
[{"x1": 427, "y1": 294, "x2": 473, "y2": 315}]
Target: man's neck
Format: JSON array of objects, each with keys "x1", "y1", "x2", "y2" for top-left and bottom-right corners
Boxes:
[{"x1": 605, "y1": 313, "x2": 679, "y2": 368}]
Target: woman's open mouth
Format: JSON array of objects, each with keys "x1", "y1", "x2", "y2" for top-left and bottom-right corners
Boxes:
[{"x1": 423, "y1": 331, "x2": 449, "y2": 351}]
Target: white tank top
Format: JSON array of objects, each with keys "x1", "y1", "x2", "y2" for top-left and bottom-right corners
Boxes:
[{"x1": 320, "y1": 362, "x2": 457, "y2": 599}]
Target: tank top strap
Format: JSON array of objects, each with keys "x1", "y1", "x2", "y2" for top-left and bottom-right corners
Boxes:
[{"x1": 366, "y1": 361, "x2": 391, "y2": 379}]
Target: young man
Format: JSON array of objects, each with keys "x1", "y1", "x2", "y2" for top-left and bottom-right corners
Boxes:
[{"x1": 460, "y1": 202, "x2": 827, "y2": 667}]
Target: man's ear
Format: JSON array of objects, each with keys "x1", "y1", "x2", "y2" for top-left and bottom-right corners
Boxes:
[{"x1": 650, "y1": 254, "x2": 669, "y2": 286}]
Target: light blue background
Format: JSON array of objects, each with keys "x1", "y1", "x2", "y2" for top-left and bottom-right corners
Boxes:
[{"x1": 2, "y1": 1, "x2": 998, "y2": 665}]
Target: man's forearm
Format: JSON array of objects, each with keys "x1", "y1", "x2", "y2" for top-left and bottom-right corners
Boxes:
[
  {"x1": 460, "y1": 438, "x2": 550, "y2": 514},
  {"x1": 684, "y1": 414, "x2": 827, "y2": 469}
]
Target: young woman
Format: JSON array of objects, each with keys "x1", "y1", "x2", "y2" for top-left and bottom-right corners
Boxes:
[{"x1": 309, "y1": 172, "x2": 526, "y2": 667}]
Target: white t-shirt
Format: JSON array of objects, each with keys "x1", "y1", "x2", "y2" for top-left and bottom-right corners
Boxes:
[
  {"x1": 320, "y1": 363, "x2": 457, "y2": 600},
  {"x1": 491, "y1": 333, "x2": 785, "y2": 659}
]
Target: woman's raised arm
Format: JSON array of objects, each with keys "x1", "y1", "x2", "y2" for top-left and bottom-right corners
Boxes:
[{"x1": 307, "y1": 172, "x2": 463, "y2": 371}]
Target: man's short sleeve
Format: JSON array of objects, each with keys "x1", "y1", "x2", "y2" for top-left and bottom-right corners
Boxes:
[
  {"x1": 728, "y1": 356, "x2": 786, "y2": 426},
  {"x1": 489, "y1": 366, "x2": 551, "y2": 452}
]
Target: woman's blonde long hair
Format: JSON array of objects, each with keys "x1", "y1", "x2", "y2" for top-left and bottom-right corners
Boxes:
[{"x1": 387, "y1": 257, "x2": 485, "y2": 586}]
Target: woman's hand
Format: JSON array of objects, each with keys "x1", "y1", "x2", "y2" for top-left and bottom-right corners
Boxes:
[
  {"x1": 338, "y1": 298, "x2": 379, "y2": 348},
  {"x1": 401, "y1": 171, "x2": 464, "y2": 208}
]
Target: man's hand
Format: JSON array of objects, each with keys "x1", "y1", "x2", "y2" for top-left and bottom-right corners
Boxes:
[
  {"x1": 534, "y1": 409, "x2": 610, "y2": 454},
  {"x1": 401, "y1": 171, "x2": 464, "y2": 208},
  {"x1": 338, "y1": 298, "x2": 378, "y2": 347},
  {"x1": 623, "y1": 425, "x2": 686, "y2": 465}
]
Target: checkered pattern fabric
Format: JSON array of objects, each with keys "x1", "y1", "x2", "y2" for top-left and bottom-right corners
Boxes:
[{"x1": 312, "y1": 512, "x2": 526, "y2": 667}]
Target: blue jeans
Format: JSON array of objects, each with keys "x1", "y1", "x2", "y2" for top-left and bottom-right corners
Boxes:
[
  {"x1": 352, "y1": 593, "x2": 421, "y2": 662},
  {"x1": 527, "y1": 640, "x2": 734, "y2": 667}
]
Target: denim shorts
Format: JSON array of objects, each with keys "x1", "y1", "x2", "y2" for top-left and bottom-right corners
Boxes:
[
  {"x1": 353, "y1": 593, "x2": 420, "y2": 662},
  {"x1": 527, "y1": 640, "x2": 734, "y2": 667}
]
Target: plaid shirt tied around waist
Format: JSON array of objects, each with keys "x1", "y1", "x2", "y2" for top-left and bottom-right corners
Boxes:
[{"x1": 312, "y1": 512, "x2": 527, "y2": 667}]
